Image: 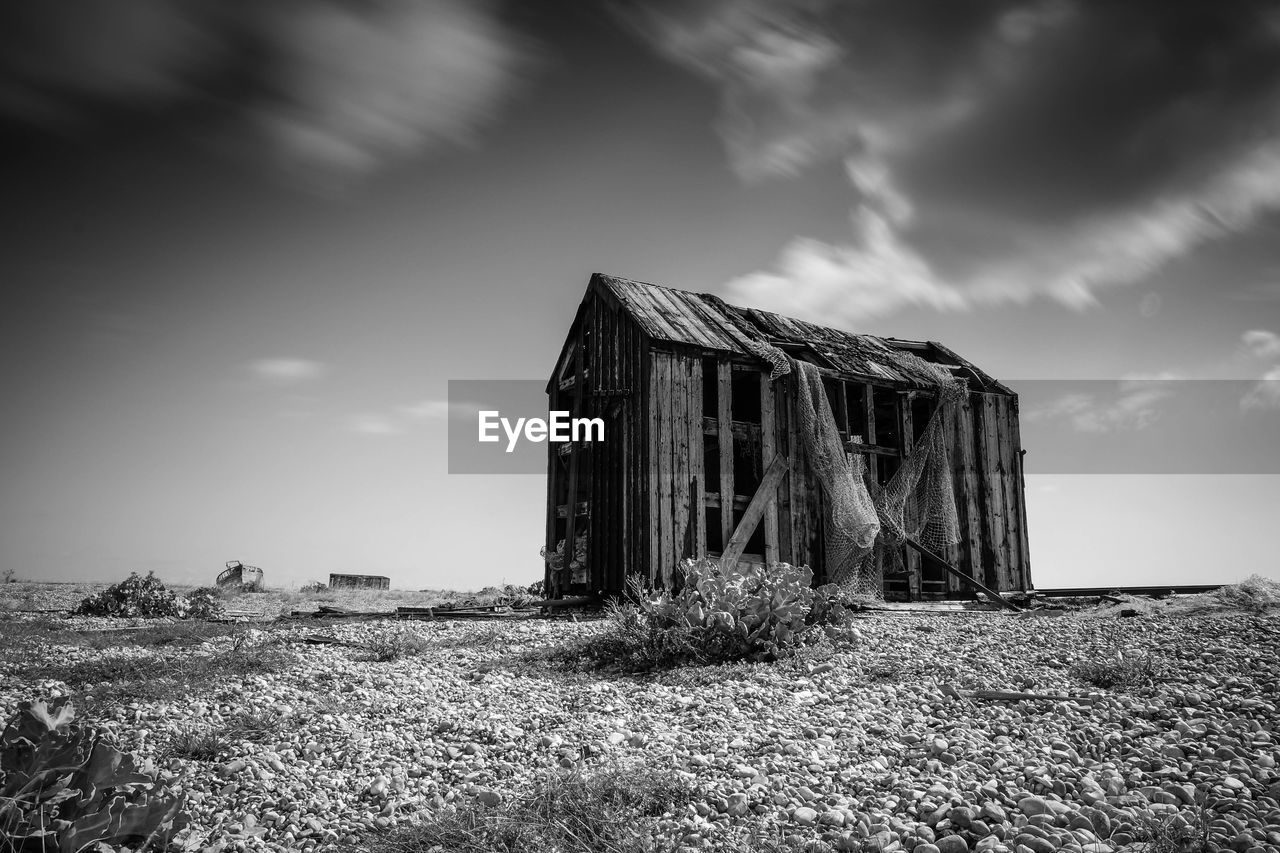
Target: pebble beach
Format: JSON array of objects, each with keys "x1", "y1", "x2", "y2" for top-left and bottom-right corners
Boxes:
[{"x1": 3, "y1": 604, "x2": 1279, "y2": 853}]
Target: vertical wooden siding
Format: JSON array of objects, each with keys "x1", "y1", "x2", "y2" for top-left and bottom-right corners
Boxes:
[
  {"x1": 949, "y1": 391, "x2": 1030, "y2": 593},
  {"x1": 646, "y1": 349, "x2": 705, "y2": 586}
]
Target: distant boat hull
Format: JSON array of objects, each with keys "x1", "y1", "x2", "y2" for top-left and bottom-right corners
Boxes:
[{"x1": 217, "y1": 560, "x2": 264, "y2": 590}]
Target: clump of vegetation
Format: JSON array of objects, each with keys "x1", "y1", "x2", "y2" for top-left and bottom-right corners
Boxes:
[
  {"x1": 1069, "y1": 650, "x2": 1164, "y2": 689},
  {"x1": 1214, "y1": 574, "x2": 1280, "y2": 614},
  {"x1": 557, "y1": 559, "x2": 855, "y2": 671},
  {"x1": 363, "y1": 628, "x2": 432, "y2": 661},
  {"x1": 165, "y1": 727, "x2": 227, "y2": 762},
  {"x1": 74, "y1": 572, "x2": 223, "y2": 619},
  {"x1": 165, "y1": 708, "x2": 280, "y2": 761},
  {"x1": 221, "y1": 708, "x2": 283, "y2": 743},
  {"x1": 33, "y1": 632, "x2": 295, "y2": 706},
  {"x1": 361, "y1": 762, "x2": 693, "y2": 853},
  {"x1": 1, "y1": 697, "x2": 188, "y2": 851},
  {"x1": 1132, "y1": 806, "x2": 1212, "y2": 853},
  {"x1": 299, "y1": 581, "x2": 328, "y2": 593}
]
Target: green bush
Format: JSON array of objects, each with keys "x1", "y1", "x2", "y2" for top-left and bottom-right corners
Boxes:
[
  {"x1": 582, "y1": 559, "x2": 855, "y2": 670},
  {"x1": 74, "y1": 572, "x2": 223, "y2": 619},
  {"x1": 0, "y1": 697, "x2": 188, "y2": 851}
]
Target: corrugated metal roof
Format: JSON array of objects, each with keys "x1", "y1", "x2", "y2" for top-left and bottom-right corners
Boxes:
[{"x1": 594, "y1": 273, "x2": 991, "y2": 390}]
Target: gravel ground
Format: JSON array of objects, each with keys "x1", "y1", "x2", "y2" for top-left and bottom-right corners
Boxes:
[{"x1": 3, "y1": 608, "x2": 1278, "y2": 853}]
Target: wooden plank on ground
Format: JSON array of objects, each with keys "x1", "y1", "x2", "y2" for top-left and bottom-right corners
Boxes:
[{"x1": 720, "y1": 454, "x2": 790, "y2": 573}]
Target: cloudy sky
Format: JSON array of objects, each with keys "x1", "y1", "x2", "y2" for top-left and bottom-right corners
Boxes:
[{"x1": 2, "y1": 0, "x2": 1277, "y2": 591}]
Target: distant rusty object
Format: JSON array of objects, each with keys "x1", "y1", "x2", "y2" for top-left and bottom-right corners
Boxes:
[
  {"x1": 328, "y1": 573, "x2": 390, "y2": 590},
  {"x1": 217, "y1": 560, "x2": 264, "y2": 590}
]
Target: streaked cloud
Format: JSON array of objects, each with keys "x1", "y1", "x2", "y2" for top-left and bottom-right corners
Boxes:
[
  {"x1": 620, "y1": 0, "x2": 1280, "y2": 326},
  {"x1": 1241, "y1": 367, "x2": 1280, "y2": 412},
  {"x1": 398, "y1": 399, "x2": 483, "y2": 421},
  {"x1": 1024, "y1": 378, "x2": 1177, "y2": 433},
  {"x1": 1241, "y1": 330, "x2": 1280, "y2": 360},
  {"x1": 247, "y1": 357, "x2": 326, "y2": 384},
  {"x1": 0, "y1": 0, "x2": 531, "y2": 190},
  {"x1": 347, "y1": 414, "x2": 406, "y2": 437}
]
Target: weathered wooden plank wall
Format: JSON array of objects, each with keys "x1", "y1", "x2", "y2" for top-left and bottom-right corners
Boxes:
[
  {"x1": 645, "y1": 349, "x2": 705, "y2": 586},
  {"x1": 551, "y1": 289, "x2": 1031, "y2": 598}
]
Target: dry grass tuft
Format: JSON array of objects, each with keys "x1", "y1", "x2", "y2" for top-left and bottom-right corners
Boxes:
[{"x1": 361, "y1": 763, "x2": 694, "y2": 853}]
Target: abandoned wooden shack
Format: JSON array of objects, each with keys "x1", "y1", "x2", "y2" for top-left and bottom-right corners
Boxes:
[
  {"x1": 328, "y1": 573, "x2": 390, "y2": 591},
  {"x1": 543, "y1": 273, "x2": 1031, "y2": 602}
]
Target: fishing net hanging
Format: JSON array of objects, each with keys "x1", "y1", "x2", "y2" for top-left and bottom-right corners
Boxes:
[{"x1": 784, "y1": 347, "x2": 969, "y2": 599}]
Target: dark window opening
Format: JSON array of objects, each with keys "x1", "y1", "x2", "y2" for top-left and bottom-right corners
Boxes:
[
  {"x1": 911, "y1": 395, "x2": 936, "y2": 444},
  {"x1": 730, "y1": 369, "x2": 761, "y2": 424},
  {"x1": 822, "y1": 378, "x2": 846, "y2": 434},
  {"x1": 878, "y1": 454, "x2": 900, "y2": 486},
  {"x1": 706, "y1": 507, "x2": 723, "y2": 553},
  {"x1": 702, "y1": 434, "x2": 720, "y2": 490},
  {"x1": 848, "y1": 384, "x2": 870, "y2": 443},
  {"x1": 701, "y1": 358, "x2": 719, "y2": 418},
  {"x1": 872, "y1": 388, "x2": 900, "y2": 449},
  {"x1": 732, "y1": 427, "x2": 762, "y2": 497}
]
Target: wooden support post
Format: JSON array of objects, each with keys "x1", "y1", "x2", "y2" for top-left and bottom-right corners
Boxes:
[
  {"x1": 903, "y1": 537, "x2": 1021, "y2": 612},
  {"x1": 863, "y1": 384, "x2": 878, "y2": 484},
  {"x1": 563, "y1": 332, "x2": 583, "y2": 591},
  {"x1": 717, "y1": 361, "x2": 734, "y2": 552},
  {"x1": 760, "y1": 373, "x2": 779, "y2": 565},
  {"x1": 900, "y1": 392, "x2": 921, "y2": 600},
  {"x1": 720, "y1": 454, "x2": 790, "y2": 574}
]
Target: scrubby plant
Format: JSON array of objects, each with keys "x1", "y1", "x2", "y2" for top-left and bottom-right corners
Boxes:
[
  {"x1": 164, "y1": 728, "x2": 226, "y2": 762},
  {"x1": 0, "y1": 697, "x2": 188, "y2": 851},
  {"x1": 1133, "y1": 805, "x2": 1212, "y2": 853},
  {"x1": 362, "y1": 628, "x2": 432, "y2": 662},
  {"x1": 361, "y1": 762, "x2": 693, "y2": 853},
  {"x1": 74, "y1": 572, "x2": 223, "y2": 619},
  {"x1": 1214, "y1": 574, "x2": 1280, "y2": 614},
  {"x1": 569, "y1": 559, "x2": 855, "y2": 671},
  {"x1": 525, "y1": 579, "x2": 546, "y2": 598},
  {"x1": 1069, "y1": 650, "x2": 1164, "y2": 689},
  {"x1": 299, "y1": 581, "x2": 327, "y2": 593}
]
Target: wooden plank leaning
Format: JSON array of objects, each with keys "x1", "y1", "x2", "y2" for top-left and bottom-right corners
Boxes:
[{"x1": 720, "y1": 453, "x2": 790, "y2": 574}]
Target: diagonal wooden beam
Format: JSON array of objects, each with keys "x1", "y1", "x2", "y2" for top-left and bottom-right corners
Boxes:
[
  {"x1": 720, "y1": 453, "x2": 789, "y2": 574},
  {"x1": 903, "y1": 537, "x2": 1021, "y2": 612}
]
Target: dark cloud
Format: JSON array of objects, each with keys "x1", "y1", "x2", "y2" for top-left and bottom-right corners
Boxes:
[
  {"x1": 617, "y1": 0, "x2": 1280, "y2": 322},
  {"x1": 0, "y1": 0, "x2": 531, "y2": 189}
]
